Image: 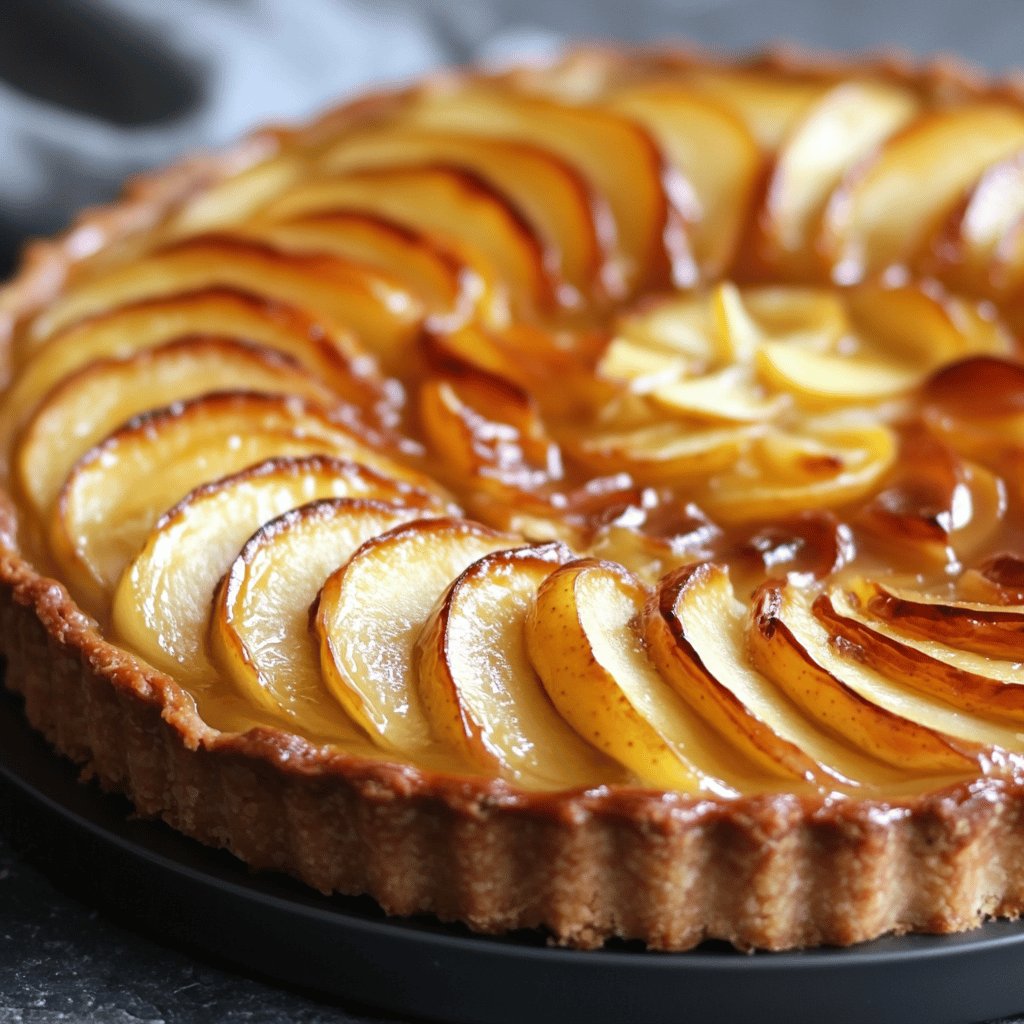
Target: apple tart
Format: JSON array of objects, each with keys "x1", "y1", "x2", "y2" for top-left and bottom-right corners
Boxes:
[{"x1": 7, "y1": 46, "x2": 1024, "y2": 952}]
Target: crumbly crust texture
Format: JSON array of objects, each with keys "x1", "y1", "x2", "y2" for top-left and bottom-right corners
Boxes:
[{"x1": 5, "y1": 45, "x2": 1024, "y2": 951}]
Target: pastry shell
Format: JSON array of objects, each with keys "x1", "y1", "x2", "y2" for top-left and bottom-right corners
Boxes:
[{"x1": 3, "y1": 45, "x2": 1024, "y2": 951}]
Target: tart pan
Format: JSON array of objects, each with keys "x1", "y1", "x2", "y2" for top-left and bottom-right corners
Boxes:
[{"x1": 1, "y1": 685, "x2": 1021, "y2": 1024}]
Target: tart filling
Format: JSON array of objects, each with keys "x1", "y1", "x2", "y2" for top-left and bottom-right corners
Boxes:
[{"x1": 5, "y1": 47, "x2": 1024, "y2": 950}]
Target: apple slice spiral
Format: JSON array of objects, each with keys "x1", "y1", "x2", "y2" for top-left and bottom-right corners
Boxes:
[{"x1": 10, "y1": 52, "x2": 1024, "y2": 801}]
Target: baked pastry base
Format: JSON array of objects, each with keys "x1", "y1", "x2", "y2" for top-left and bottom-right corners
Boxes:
[{"x1": 4, "y1": 45, "x2": 1024, "y2": 951}]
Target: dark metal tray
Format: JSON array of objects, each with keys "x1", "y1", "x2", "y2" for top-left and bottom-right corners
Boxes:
[{"x1": 1, "y1": 687, "x2": 1022, "y2": 1024}]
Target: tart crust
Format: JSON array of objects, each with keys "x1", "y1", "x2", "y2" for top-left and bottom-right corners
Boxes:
[{"x1": 4, "y1": 45, "x2": 1024, "y2": 952}]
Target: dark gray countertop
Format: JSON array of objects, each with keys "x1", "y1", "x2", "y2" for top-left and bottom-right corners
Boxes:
[{"x1": 5, "y1": 1, "x2": 1024, "y2": 1021}]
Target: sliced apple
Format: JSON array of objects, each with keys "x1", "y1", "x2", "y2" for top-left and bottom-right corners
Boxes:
[
  {"x1": 843, "y1": 576, "x2": 1024, "y2": 662},
  {"x1": 168, "y1": 149, "x2": 309, "y2": 236},
  {"x1": 568, "y1": 422, "x2": 759, "y2": 486},
  {"x1": 111, "y1": 455, "x2": 436, "y2": 688},
  {"x1": 239, "y1": 213, "x2": 466, "y2": 315},
  {"x1": 728, "y1": 511, "x2": 855, "y2": 587},
  {"x1": 27, "y1": 235, "x2": 423, "y2": 368},
  {"x1": 748, "y1": 582, "x2": 1014, "y2": 760},
  {"x1": 525, "y1": 558, "x2": 768, "y2": 793},
  {"x1": 701, "y1": 423, "x2": 897, "y2": 522},
  {"x1": 930, "y1": 149, "x2": 1024, "y2": 291},
  {"x1": 417, "y1": 542, "x2": 619, "y2": 788},
  {"x1": 320, "y1": 127, "x2": 605, "y2": 299},
  {"x1": 648, "y1": 366, "x2": 787, "y2": 423},
  {"x1": 643, "y1": 564, "x2": 825, "y2": 784},
  {"x1": 681, "y1": 68, "x2": 829, "y2": 150},
  {"x1": 815, "y1": 584, "x2": 1024, "y2": 725},
  {"x1": 755, "y1": 343, "x2": 921, "y2": 404},
  {"x1": 51, "y1": 392, "x2": 442, "y2": 610},
  {"x1": 259, "y1": 165, "x2": 552, "y2": 316},
  {"x1": 959, "y1": 553, "x2": 1024, "y2": 604},
  {"x1": 760, "y1": 81, "x2": 918, "y2": 263},
  {"x1": 608, "y1": 86, "x2": 760, "y2": 277},
  {"x1": 844, "y1": 284, "x2": 1011, "y2": 367},
  {"x1": 418, "y1": 365, "x2": 562, "y2": 494},
  {"x1": 314, "y1": 518, "x2": 510, "y2": 754},
  {"x1": 210, "y1": 498, "x2": 425, "y2": 742},
  {"x1": 859, "y1": 431, "x2": 1006, "y2": 566},
  {"x1": 15, "y1": 337, "x2": 342, "y2": 519},
  {"x1": 821, "y1": 104, "x2": 1024, "y2": 277},
  {"x1": 645, "y1": 563, "x2": 910, "y2": 789},
  {"x1": 399, "y1": 87, "x2": 673, "y2": 292},
  {"x1": 0, "y1": 286, "x2": 385, "y2": 454}
]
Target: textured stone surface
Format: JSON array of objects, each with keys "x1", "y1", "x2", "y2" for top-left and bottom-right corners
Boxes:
[{"x1": 0, "y1": 779, "x2": 402, "y2": 1024}]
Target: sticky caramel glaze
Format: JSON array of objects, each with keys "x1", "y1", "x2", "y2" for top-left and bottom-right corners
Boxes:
[{"x1": 9, "y1": 47, "x2": 1024, "y2": 807}]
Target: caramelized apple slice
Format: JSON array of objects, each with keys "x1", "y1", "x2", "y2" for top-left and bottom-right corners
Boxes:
[
  {"x1": 240, "y1": 213, "x2": 465, "y2": 314},
  {"x1": 756, "y1": 343, "x2": 920, "y2": 405},
  {"x1": 569, "y1": 422, "x2": 759, "y2": 486},
  {"x1": 15, "y1": 338, "x2": 340, "y2": 518},
  {"x1": 702, "y1": 423, "x2": 897, "y2": 522},
  {"x1": 314, "y1": 518, "x2": 510, "y2": 754},
  {"x1": 168, "y1": 149, "x2": 308, "y2": 235},
  {"x1": 27, "y1": 236, "x2": 423, "y2": 364},
  {"x1": 815, "y1": 584, "x2": 1024, "y2": 725},
  {"x1": 260, "y1": 165, "x2": 552, "y2": 315},
  {"x1": 525, "y1": 559, "x2": 767, "y2": 794},
  {"x1": 822, "y1": 104, "x2": 1024, "y2": 277},
  {"x1": 728, "y1": 511, "x2": 854, "y2": 588},
  {"x1": 844, "y1": 284, "x2": 1010, "y2": 367},
  {"x1": 646, "y1": 563, "x2": 913, "y2": 788},
  {"x1": 930, "y1": 150, "x2": 1024, "y2": 291},
  {"x1": 112, "y1": 456, "x2": 436, "y2": 687},
  {"x1": 759, "y1": 81, "x2": 918, "y2": 264},
  {"x1": 859, "y1": 428, "x2": 1006, "y2": 570},
  {"x1": 210, "y1": 498, "x2": 425, "y2": 741},
  {"x1": 643, "y1": 564, "x2": 824, "y2": 785},
  {"x1": 608, "y1": 86, "x2": 760, "y2": 277},
  {"x1": 320, "y1": 128, "x2": 605, "y2": 298},
  {"x1": 959, "y1": 553, "x2": 1024, "y2": 604},
  {"x1": 749, "y1": 582, "x2": 1011, "y2": 760},
  {"x1": 681, "y1": 69, "x2": 828, "y2": 149},
  {"x1": 401, "y1": 88, "x2": 673, "y2": 291},
  {"x1": 0, "y1": 287, "x2": 384, "y2": 455},
  {"x1": 863, "y1": 578, "x2": 1024, "y2": 657},
  {"x1": 52, "y1": 393, "x2": 439, "y2": 609},
  {"x1": 648, "y1": 367, "x2": 787, "y2": 423},
  {"x1": 417, "y1": 543, "x2": 618, "y2": 788},
  {"x1": 419, "y1": 366, "x2": 562, "y2": 493}
]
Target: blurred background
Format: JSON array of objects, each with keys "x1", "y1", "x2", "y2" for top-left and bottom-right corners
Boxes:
[{"x1": 5, "y1": 0, "x2": 1024, "y2": 277}]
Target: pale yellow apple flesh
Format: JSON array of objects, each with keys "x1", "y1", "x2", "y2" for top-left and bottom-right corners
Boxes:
[
  {"x1": 608, "y1": 86, "x2": 760, "y2": 277},
  {"x1": 50, "y1": 392, "x2": 442, "y2": 612},
  {"x1": 525, "y1": 559, "x2": 770, "y2": 794},
  {"x1": 749, "y1": 582, "x2": 1019, "y2": 760},
  {"x1": 210, "y1": 497, "x2": 425, "y2": 742},
  {"x1": 398, "y1": 88, "x2": 671, "y2": 292},
  {"x1": 417, "y1": 543, "x2": 621, "y2": 788},
  {"x1": 0, "y1": 286, "x2": 383, "y2": 455},
  {"x1": 763, "y1": 81, "x2": 918, "y2": 257},
  {"x1": 111, "y1": 455, "x2": 434, "y2": 690},
  {"x1": 320, "y1": 127, "x2": 604, "y2": 298},
  {"x1": 28, "y1": 236, "x2": 423, "y2": 363},
  {"x1": 822, "y1": 104, "x2": 1024, "y2": 276},
  {"x1": 314, "y1": 518, "x2": 510, "y2": 754},
  {"x1": 644, "y1": 563, "x2": 905, "y2": 789},
  {"x1": 260, "y1": 165, "x2": 552, "y2": 316},
  {"x1": 15, "y1": 337, "x2": 341, "y2": 518}
]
